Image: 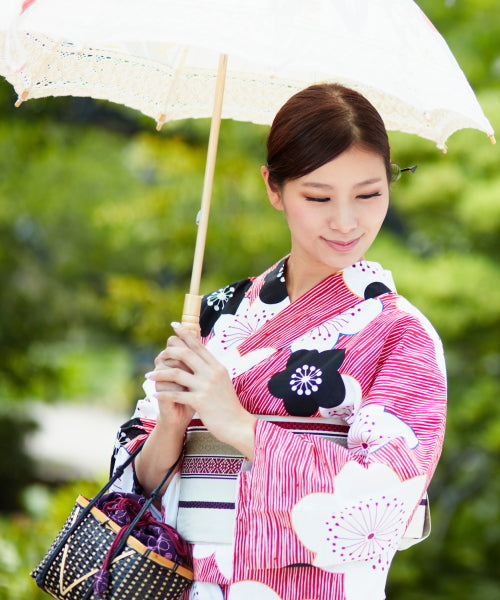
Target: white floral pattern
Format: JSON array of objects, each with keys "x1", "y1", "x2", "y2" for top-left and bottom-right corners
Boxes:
[
  {"x1": 342, "y1": 261, "x2": 396, "y2": 298},
  {"x1": 291, "y1": 462, "x2": 426, "y2": 600},
  {"x1": 192, "y1": 543, "x2": 234, "y2": 579},
  {"x1": 276, "y1": 261, "x2": 286, "y2": 283},
  {"x1": 348, "y1": 405, "x2": 419, "y2": 456},
  {"x1": 290, "y1": 365, "x2": 323, "y2": 396},
  {"x1": 206, "y1": 285, "x2": 236, "y2": 312},
  {"x1": 188, "y1": 581, "x2": 225, "y2": 600},
  {"x1": 290, "y1": 298, "x2": 383, "y2": 352},
  {"x1": 318, "y1": 374, "x2": 362, "y2": 420},
  {"x1": 206, "y1": 296, "x2": 288, "y2": 378},
  {"x1": 229, "y1": 581, "x2": 282, "y2": 600}
]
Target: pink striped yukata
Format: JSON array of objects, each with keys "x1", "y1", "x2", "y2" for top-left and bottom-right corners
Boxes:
[{"x1": 112, "y1": 256, "x2": 446, "y2": 600}]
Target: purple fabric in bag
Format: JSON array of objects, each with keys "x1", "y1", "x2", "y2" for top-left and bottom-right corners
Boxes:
[{"x1": 94, "y1": 492, "x2": 191, "y2": 568}]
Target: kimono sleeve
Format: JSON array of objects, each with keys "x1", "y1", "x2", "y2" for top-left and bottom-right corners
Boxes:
[
  {"x1": 233, "y1": 313, "x2": 446, "y2": 589},
  {"x1": 109, "y1": 378, "x2": 159, "y2": 493},
  {"x1": 109, "y1": 380, "x2": 183, "y2": 527}
]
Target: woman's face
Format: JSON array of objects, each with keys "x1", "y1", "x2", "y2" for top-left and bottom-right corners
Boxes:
[{"x1": 262, "y1": 145, "x2": 389, "y2": 278}]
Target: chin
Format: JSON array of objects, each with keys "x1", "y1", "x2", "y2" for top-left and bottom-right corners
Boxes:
[{"x1": 328, "y1": 254, "x2": 364, "y2": 271}]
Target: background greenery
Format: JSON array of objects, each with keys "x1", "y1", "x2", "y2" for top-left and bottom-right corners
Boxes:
[{"x1": 1, "y1": 0, "x2": 499, "y2": 598}]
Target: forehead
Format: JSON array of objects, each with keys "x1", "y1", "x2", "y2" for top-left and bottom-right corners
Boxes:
[{"x1": 297, "y1": 147, "x2": 387, "y2": 189}]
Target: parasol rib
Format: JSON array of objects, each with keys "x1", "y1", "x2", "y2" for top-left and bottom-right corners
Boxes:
[{"x1": 182, "y1": 53, "x2": 228, "y2": 331}]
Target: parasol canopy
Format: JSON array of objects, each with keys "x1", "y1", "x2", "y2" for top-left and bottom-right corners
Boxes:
[
  {"x1": 1, "y1": 0, "x2": 494, "y2": 146},
  {"x1": 0, "y1": 0, "x2": 495, "y2": 325}
]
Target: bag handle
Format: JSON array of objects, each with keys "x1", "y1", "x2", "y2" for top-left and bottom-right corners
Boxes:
[
  {"x1": 35, "y1": 441, "x2": 182, "y2": 589},
  {"x1": 97, "y1": 447, "x2": 183, "y2": 562},
  {"x1": 90, "y1": 455, "x2": 185, "y2": 598}
]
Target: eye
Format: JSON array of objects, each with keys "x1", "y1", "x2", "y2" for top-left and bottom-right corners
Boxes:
[
  {"x1": 357, "y1": 192, "x2": 382, "y2": 200},
  {"x1": 305, "y1": 196, "x2": 330, "y2": 203}
]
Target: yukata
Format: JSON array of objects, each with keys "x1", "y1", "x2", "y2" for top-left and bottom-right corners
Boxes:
[{"x1": 111, "y1": 257, "x2": 447, "y2": 600}]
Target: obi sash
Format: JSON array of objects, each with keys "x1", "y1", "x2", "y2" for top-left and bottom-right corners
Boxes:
[
  {"x1": 176, "y1": 415, "x2": 430, "y2": 549},
  {"x1": 176, "y1": 415, "x2": 349, "y2": 545}
]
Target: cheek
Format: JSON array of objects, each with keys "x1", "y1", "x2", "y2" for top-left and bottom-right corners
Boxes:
[
  {"x1": 367, "y1": 198, "x2": 389, "y2": 228},
  {"x1": 282, "y1": 202, "x2": 304, "y2": 222},
  {"x1": 286, "y1": 206, "x2": 320, "y2": 233}
]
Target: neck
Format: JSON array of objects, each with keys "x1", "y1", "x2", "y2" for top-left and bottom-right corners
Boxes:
[{"x1": 285, "y1": 255, "x2": 340, "y2": 302}]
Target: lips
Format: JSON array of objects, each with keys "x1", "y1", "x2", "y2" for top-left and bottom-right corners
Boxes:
[{"x1": 323, "y1": 236, "x2": 361, "y2": 252}]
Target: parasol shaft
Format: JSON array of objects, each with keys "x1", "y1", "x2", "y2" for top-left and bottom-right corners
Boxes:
[{"x1": 182, "y1": 53, "x2": 228, "y2": 331}]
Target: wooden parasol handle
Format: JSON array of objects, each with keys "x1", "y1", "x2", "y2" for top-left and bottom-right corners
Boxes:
[{"x1": 181, "y1": 54, "x2": 228, "y2": 332}]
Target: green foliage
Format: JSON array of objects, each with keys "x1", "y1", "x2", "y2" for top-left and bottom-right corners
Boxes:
[
  {"x1": 0, "y1": 480, "x2": 101, "y2": 600},
  {"x1": 0, "y1": 1, "x2": 500, "y2": 598},
  {"x1": 0, "y1": 405, "x2": 37, "y2": 512},
  {"x1": 417, "y1": 0, "x2": 500, "y2": 90}
]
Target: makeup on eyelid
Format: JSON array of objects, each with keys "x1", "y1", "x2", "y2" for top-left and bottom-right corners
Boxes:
[{"x1": 262, "y1": 146, "x2": 390, "y2": 296}]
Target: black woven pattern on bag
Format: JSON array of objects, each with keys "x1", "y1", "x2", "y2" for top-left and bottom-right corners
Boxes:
[
  {"x1": 30, "y1": 503, "x2": 82, "y2": 583},
  {"x1": 31, "y1": 503, "x2": 192, "y2": 600}
]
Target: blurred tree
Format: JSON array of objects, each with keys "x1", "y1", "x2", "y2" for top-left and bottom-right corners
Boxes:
[
  {"x1": 382, "y1": 2, "x2": 500, "y2": 597},
  {"x1": 0, "y1": 0, "x2": 499, "y2": 597},
  {"x1": 0, "y1": 403, "x2": 36, "y2": 512}
]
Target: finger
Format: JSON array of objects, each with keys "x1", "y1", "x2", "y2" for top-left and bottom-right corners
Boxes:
[
  {"x1": 156, "y1": 337, "x2": 188, "y2": 364},
  {"x1": 156, "y1": 380, "x2": 186, "y2": 393},
  {"x1": 155, "y1": 322, "x2": 203, "y2": 364},
  {"x1": 161, "y1": 345, "x2": 215, "y2": 378},
  {"x1": 146, "y1": 361, "x2": 189, "y2": 394},
  {"x1": 154, "y1": 390, "x2": 192, "y2": 406},
  {"x1": 146, "y1": 366, "x2": 194, "y2": 390},
  {"x1": 154, "y1": 351, "x2": 179, "y2": 368},
  {"x1": 166, "y1": 335, "x2": 185, "y2": 348},
  {"x1": 171, "y1": 322, "x2": 204, "y2": 347},
  {"x1": 170, "y1": 322, "x2": 218, "y2": 365},
  {"x1": 155, "y1": 343, "x2": 194, "y2": 376},
  {"x1": 145, "y1": 365, "x2": 187, "y2": 392}
]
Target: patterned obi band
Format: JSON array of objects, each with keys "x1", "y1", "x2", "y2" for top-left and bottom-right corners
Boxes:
[{"x1": 176, "y1": 415, "x2": 349, "y2": 545}]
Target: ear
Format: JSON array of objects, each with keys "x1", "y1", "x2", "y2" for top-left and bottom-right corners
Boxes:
[{"x1": 261, "y1": 166, "x2": 284, "y2": 211}]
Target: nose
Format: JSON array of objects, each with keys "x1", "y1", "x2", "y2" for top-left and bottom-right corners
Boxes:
[{"x1": 329, "y1": 202, "x2": 358, "y2": 233}]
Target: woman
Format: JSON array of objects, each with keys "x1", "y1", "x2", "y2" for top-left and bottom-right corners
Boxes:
[{"x1": 111, "y1": 83, "x2": 447, "y2": 600}]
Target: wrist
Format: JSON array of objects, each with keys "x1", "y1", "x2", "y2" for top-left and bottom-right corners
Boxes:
[
  {"x1": 153, "y1": 417, "x2": 187, "y2": 446},
  {"x1": 223, "y1": 411, "x2": 257, "y2": 461}
]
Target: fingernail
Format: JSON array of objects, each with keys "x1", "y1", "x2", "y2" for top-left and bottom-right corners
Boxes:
[
  {"x1": 171, "y1": 321, "x2": 182, "y2": 329},
  {"x1": 145, "y1": 371, "x2": 154, "y2": 379}
]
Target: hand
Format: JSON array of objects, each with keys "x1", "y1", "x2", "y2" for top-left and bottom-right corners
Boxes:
[
  {"x1": 148, "y1": 336, "x2": 195, "y2": 434},
  {"x1": 146, "y1": 322, "x2": 256, "y2": 460}
]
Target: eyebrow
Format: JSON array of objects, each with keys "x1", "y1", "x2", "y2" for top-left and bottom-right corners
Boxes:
[{"x1": 301, "y1": 177, "x2": 383, "y2": 190}]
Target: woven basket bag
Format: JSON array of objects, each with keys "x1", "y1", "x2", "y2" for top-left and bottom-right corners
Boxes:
[{"x1": 31, "y1": 445, "x2": 193, "y2": 600}]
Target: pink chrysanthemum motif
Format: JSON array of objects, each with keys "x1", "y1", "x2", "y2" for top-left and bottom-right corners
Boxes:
[
  {"x1": 205, "y1": 297, "x2": 287, "y2": 379},
  {"x1": 291, "y1": 298, "x2": 383, "y2": 353},
  {"x1": 325, "y1": 495, "x2": 407, "y2": 562},
  {"x1": 348, "y1": 405, "x2": 418, "y2": 457},
  {"x1": 213, "y1": 297, "x2": 282, "y2": 351},
  {"x1": 291, "y1": 462, "x2": 426, "y2": 600}
]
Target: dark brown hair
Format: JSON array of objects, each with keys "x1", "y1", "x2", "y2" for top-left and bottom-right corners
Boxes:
[{"x1": 266, "y1": 83, "x2": 391, "y2": 190}]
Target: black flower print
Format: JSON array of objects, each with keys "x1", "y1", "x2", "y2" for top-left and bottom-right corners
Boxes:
[
  {"x1": 110, "y1": 417, "x2": 148, "y2": 474},
  {"x1": 116, "y1": 417, "x2": 146, "y2": 446},
  {"x1": 364, "y1": 282, "x2": 391, "y2": 299},
  {"x1": 259, "y1": 258, "x2": 288, "y2": 304},
  {"x1": 200, "y1": 278, "x2": 252, "y2": 337},
  {"x1": 268, "y1": 349, "x2": 346, "y2": 417}
]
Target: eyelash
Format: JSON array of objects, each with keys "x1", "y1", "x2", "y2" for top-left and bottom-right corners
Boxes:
[
  {"x1": 305, "y1": 192, "x2": 382, "y2": 202},
  {"x1": 358, "y1": 192, "x2": 382, "y2": 200}
]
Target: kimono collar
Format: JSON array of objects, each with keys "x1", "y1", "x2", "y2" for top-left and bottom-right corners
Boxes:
[{"x1": 237, "y1": 257, "x2": 396, "y2": 356}]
